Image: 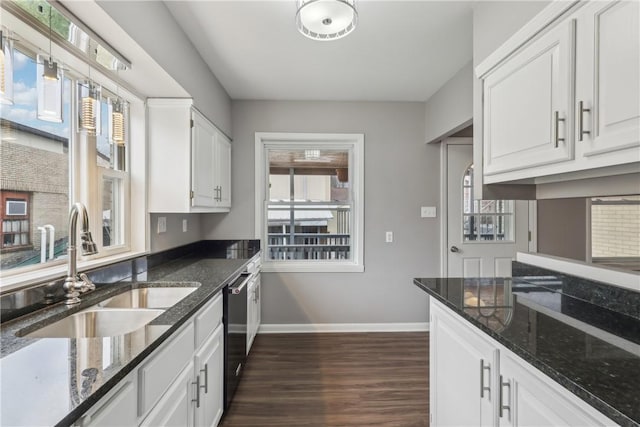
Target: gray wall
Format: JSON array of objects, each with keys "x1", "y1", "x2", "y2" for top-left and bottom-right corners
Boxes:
[
  {"x1": 537, "y1": 199, "x2": 587, "y2": 262},
  {"x1": 424, "y1": 61, "x2": 473, "y2": 144},
  {"x1": 97, "y1": 1, "x2": 232, "y2": 136},
  {"x1": 202, "y1": 101, "x2": 439, "y2": 325},
  {"x1": 148, "y1": 213, "x2": 203, "y2": 254}
]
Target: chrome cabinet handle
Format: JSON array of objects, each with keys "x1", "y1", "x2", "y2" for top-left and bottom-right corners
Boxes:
[
  {"x1": 200, "y1": 364, "x2": 208, "y2": 394},
  {"x1": 499, "y1": 375, "x2": 511, "y2": 419},
  {"x1": 578, "y1": 101, "x2": 591, "y2": 141},
  {"x1": 192, "y1": 375, "x2": 201, "y2": 408},
  {"x1": 450, "y1": 246, "x2": 460, "y2": 253},
  {"x1": 554, "y1": 111, "x2": 565, "y2": 148},
  {"x1": 480, "y1": 359, "x2": 491, "y2": 398}
]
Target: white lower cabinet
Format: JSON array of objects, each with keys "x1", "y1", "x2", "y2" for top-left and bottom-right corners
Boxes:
[
  {"x1": 430, "y1": 299, "x2": 616, "y2": 427},
  {"x1": 498, "y1": 351, "x2": 614, "y2": 427},
  {"x1": 194, "y1": 323, "x2": 224, "y2": 427},
  {"x1": 76, "y1": 374, "x2": 137, "y2": 427},
  {"x1": 77, "y1": 291, "x2": 225, "y2": 427},
  {"x1": 140, "y1": 361, "x2": 195, "y2": 427},
  {"x1": 430, "y1": 301, "x2": 497, "y2": 426},
  {"x1": 247, "y1": 274, "x2": 261, "y2": 354}
]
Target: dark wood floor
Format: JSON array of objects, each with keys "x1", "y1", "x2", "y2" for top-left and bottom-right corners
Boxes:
[{"x1": 220, "y1": 332, "x2": 429, "y2": 427}]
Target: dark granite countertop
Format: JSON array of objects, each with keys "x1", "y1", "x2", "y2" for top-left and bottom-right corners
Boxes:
[
  {"x1": 414, "y1": 275, "x2": 640, "y2": 427},
  {"x1": 0, "y1": 240, "x2": 259, "y2": 427}
]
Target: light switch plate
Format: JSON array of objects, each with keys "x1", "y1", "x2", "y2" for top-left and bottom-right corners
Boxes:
[
  {"x1": 182, "y1": 219, "x2": 188, "y2": 233},
  {"x1": 385, "y1": 231, "x2": 393, "y2": 243},
  {"x1": 157, "y1": 216, "x2": 167, "y2": 234},
  {"x1": 421, "y1": 206, "x2": 437, "y2": 218}
]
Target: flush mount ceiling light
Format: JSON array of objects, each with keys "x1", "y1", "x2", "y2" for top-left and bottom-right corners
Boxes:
[{"x1": 296, "y1": 0, "x2": 357, "y2": 41}]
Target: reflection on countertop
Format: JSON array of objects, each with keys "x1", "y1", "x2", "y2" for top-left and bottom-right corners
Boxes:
[
  {"x1": 0, "y1": 240, "x2": 259, "y2": 427},
  {"x1": 413, "y1": 271, "x2": 640, "y2": 427}
]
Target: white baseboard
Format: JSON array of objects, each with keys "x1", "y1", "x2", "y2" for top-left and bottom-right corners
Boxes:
[{"x1": 258, "y1": 322, "x2": 429, "y2": 334}]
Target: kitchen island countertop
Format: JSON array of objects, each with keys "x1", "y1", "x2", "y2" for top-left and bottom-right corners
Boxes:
[{"x1": 414, "y1": 275, "x2": 640, "y2": 427}]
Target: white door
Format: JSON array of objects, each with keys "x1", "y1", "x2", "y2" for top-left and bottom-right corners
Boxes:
[{"x1": 447, "y1": 143, "x2": 528, "y2": 278}]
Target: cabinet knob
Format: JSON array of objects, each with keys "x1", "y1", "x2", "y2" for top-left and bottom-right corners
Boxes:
[{"x1": 450, "y1": 246, "x2": 460, "y2": 253}]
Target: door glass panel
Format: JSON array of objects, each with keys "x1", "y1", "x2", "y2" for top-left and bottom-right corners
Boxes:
[{"x1": 462, "y1": 165, "x2": 515, "y2": 242}]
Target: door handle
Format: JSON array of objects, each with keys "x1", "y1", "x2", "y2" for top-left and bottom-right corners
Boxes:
[{"x1": 450, "y1": 246, "x2": 460, "y2": 253}]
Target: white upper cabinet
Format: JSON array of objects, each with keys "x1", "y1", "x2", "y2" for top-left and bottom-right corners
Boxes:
[
  {"x1": 575, "y1": 0, "x2": 640, "y2": 158},
  {"x1": 477, "y1": 0, "x2": 640, "y2": 185},
  {"x1": 483, "y1": 19, "x2": 575, "y2": 177},
  {"x1": 148, "y1": 99, "x2": 231, "y2": 213}
]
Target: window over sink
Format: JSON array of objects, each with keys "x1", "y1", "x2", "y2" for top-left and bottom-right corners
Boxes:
[
  {"x1": 255, "y1": 133, "x2": 364, "y2": 272},
  {"x1": 0, "y1": 1, "x2": 144, "y2": 289}
]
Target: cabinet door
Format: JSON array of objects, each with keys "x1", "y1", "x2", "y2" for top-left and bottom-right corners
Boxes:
[
  {"x1": 194, "y1": 323, "x2": 224, "y2": 427},
  {"x1": 141, "y1": 360, "x2": 195, "y2": 427},
  {"x1": 192, "y1": 110, "x2": 216, "y2": 208},
  {"x1": 498, "y1": 351, "x2": 615, "y2": 427},
  {"x1": 213, "y1": 132, "x2": 231, "y2": 209},
  {"x1": 246, "y1": 279, "x2": 256, "y2": 354},
  {"x1": 483, "y1": 19, "x2": 575, "y2": 177},
  {"x1": 78, "y1": 378, "x2": 136, "y2": 427},
  {"x1": 575, "y1": 1, "x2": 640, "y2": 159},
  {"x1": 430, "y1": 301, "x2": 498, "y2": 427}
]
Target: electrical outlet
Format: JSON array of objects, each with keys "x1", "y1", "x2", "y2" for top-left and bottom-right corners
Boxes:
[
  {"x1": 157, "y1": 216, "x2": 167, "y2": 234},
  {"x1": 385, "y1": 231, "x2": 393, "y2": 243},
  {"x1": 182, "y1": 219, "x2": 188, "y2": 233},
  {"x1": 421, "y1": 206, "x2": 437, "y2": 218}
]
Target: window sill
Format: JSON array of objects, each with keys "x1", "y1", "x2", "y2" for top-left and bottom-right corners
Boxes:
[
  {"x1": 0, "y1": 250, "x2": 148, "y2": 293},
  {"x1": 262, "y1": 261, "x2": 364, "y2": 273}
]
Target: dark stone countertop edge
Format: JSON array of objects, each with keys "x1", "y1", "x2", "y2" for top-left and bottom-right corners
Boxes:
[
  {"x1": 2, "y1": 255, "x2": 256, "y2": 427},
  {"x1": 413, "y1": 278, "x2": 638, "y2": 427}
]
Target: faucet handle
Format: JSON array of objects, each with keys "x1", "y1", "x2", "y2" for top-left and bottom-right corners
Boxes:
[{"x1": 79, "y1": 273, "x2": 95, "y2": 292}]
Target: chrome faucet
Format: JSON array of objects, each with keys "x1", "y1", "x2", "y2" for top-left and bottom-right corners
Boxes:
[{"x1": 63, "y1": 202, "x2": 98, "y2": 305}]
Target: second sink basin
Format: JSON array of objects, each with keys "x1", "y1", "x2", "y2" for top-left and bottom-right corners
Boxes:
[
  {"x1": 23, "y1": 308, "x2": 164, "y2": 338},
  {"x1": 96, "y1": 287, "x2": 198, "y2": 309}
]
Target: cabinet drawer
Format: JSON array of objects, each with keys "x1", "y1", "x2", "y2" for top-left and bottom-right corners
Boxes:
[
  {"x1": 139, "y1": 321, "x2": 195, "y2": 417},
  {"x1": 195, "y1": 291, "x2": 223, "y2": 349}
]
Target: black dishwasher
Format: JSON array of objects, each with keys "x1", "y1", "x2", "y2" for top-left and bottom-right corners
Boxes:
[{"x1": 224, "y1": 272, "x2": 250, "y2": 410}]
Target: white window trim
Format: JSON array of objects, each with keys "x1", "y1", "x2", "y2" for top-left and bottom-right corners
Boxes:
[
  {"x1": 0, "y1": 11, "x2": 147, "y2": 291},
  {"x1": 255, "y1": 132, "x2": 364, "y2": 273}
]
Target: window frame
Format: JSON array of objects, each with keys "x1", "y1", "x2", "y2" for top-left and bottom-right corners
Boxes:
[
  {"x1": 255, "y1": 132, "x2": 364, "y2": 273},
  {"x1": 0, "y1": 191, "x2": 31, "y2": 251},
  {"x1": 0, "y1": 10, "x2": 146, "y2": 291}
]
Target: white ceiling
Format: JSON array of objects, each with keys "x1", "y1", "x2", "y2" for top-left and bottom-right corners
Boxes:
[{"x1": 165, "y1": 1, "x2": 473, "y2": 102}]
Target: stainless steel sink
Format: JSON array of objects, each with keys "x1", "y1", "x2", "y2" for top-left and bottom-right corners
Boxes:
[
  {"x1": 23, "y1": 308, "x2": 164, "y2": 338},
  {"x1": 96, "y1": 287, "x2": 198, "y2": 309}
]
